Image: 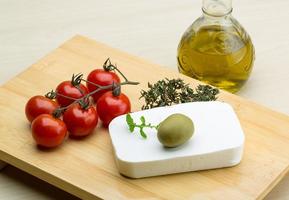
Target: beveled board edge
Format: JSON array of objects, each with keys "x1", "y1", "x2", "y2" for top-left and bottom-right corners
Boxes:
[{"x1": 0, "y1": 149, "x2": 99, "y2": 200}]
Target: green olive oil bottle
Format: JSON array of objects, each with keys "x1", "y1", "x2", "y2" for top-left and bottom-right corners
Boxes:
[{"x1": 177, "y1": 0, "x2": 255, "y2": 93}]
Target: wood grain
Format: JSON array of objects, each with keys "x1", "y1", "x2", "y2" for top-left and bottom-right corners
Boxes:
[{"x1": 0, "y1": 35, "x2": 289, "y2": 200}]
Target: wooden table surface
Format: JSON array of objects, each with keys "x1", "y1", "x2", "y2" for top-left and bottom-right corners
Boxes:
[{"x1": 0, "y1": 0, "x2": 288, "y2": 199}]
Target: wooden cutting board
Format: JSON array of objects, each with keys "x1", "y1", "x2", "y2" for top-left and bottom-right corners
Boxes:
[{"x1": 0, "y1": 35, "x2": 288, "y2": 200}]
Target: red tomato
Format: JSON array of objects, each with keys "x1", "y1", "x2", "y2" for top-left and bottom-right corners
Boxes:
[
  {"x1": 56, "y1": 81, "x2": 88, "y2": 107},
  {"x1": 97, "y1": 91, "x2": 131, "y2": 127},
  {"x1": 86, "y1": 69, "x2": 120, "y2": 103},
  {"x1": 63, "y1": 104, "x2": 98, "y2": 137},
  {"x1": 25, "y1": 95, "x2": 59, "y2": 123},
  {"x1": 31, "y1": 114, "x2": 67, "y2": 148}
]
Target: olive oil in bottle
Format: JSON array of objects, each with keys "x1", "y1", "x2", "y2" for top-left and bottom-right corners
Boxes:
[{"x1": 177, "y1": 0, "x2": 254, "y2": 93}]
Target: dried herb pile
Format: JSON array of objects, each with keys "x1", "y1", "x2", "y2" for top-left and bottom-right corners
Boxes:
[{"x1": 140, "y1": 78, "x2": 219, "y2": 110}]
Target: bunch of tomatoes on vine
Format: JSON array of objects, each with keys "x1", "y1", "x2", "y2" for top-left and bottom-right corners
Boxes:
[{"x1": 25, "y1": 58, "x2": 139, "y2": 148}]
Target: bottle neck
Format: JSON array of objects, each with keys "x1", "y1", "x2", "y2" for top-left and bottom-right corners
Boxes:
[{"x1": 202, "y1": 0, "x2": 232, "y2": 17}]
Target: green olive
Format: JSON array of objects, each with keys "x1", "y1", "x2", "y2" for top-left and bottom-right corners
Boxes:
[{"x1": 157, "y1": 113, "x2": 194, "y2": 148}]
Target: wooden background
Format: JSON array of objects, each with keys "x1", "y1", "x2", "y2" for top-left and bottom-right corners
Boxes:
[{"x1": 0, "y1": 0, "x2": 289, "y2": 199}]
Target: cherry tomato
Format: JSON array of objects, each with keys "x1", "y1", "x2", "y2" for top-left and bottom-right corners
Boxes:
[
  {"x1": 63, "y1": 104, "x2": 98, "y2": 137},
  {"x1": 31, "y1": 114, "x2": 67, "y2": 148},
  {"x1": 25, "y1": 95, "x2": 59, "y2": 123},
  {"x1": 97, "y1": 91, "x2": 131, "y2": 127},
  {"x1": 86, "y1": 69, "x2": 120, "y2": 103},
  {"x1": 56, "y1": 81, "x2": 88, "y2": 107}
]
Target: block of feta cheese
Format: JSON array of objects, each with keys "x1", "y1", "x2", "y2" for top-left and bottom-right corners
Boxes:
[{"x1": 109, "y1": 102, "x2": 244, "y2": 178}]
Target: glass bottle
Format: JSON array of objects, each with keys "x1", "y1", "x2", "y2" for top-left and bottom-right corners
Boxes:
[{"x1": 177, "y1": 0, "x2": 255, "y2": 93}]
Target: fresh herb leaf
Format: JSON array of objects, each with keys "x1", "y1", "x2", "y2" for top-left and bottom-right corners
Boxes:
[
  {"x1": 140, "y1": 116, "x2": 145, "y2": 124},
  {"x1": 140, "y1": 128, "x2": 147, "y2": 139},
  {"x1": 125, "y1": 114, "x2": 158, "y2": 139},
  {"x1": 128, "y1": 124, "x2": 135, "y2": 133},
  {"x1": 140, "y1": 78, "x2": 219, "y2": 110},
  {"x1": 126, "y1": 113, "x2": 135, "y2": 132}
]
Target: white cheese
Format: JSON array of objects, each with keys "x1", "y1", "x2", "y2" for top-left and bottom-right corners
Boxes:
[{"x1": 109, "y1": 101, "x2": 244, "y2": 178}]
